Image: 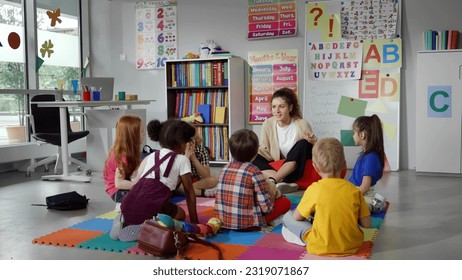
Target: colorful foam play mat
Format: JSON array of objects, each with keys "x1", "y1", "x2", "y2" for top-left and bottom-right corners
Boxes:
[{"x1": 33, "y1": 196, "x2": 389, "y2": 260}]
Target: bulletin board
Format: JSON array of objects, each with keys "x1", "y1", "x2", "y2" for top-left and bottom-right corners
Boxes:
[{"x1": 303, "y1": 0, "x2": 402, "y2": 171}]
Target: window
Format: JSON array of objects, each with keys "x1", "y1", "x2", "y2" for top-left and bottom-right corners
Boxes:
[{"x1": 0, "y1": 0, "x2": 86, "y2": 145}]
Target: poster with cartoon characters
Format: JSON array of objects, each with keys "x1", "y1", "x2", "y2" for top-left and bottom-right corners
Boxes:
[{"x1": 135, "y1": 1, "x2": 177, "y2": 70}]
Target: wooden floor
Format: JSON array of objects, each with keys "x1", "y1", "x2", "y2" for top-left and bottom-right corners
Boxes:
[{"x1": 1, "y1": 167, "x2": 462, "y2": 260}]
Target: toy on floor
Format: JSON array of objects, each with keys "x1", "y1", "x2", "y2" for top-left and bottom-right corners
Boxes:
[
  {"x1": 181, "y1": 112, "x2": 204, "y2": 123},
  {"x1": 156, "y1": 214, "x2": 222, "y2": 236}
]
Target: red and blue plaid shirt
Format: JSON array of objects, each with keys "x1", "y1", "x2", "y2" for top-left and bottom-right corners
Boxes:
[{"x1": 214, "y1": 161, "x2": 273, "y2": 229}]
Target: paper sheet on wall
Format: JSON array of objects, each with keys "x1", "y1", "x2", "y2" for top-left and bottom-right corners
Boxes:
[{"x1": 135, "y1": 0, "x2": 178, "y2": 70}]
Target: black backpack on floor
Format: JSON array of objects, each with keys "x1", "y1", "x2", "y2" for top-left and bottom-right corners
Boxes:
[{"x1": 32, "y1": 191, "x2": 89, "y2": 210}]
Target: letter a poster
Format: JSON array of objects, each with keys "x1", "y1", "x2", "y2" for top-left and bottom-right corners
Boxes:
[{"x1": 248, "y1": 49, "x2": 298, "y2": 124}]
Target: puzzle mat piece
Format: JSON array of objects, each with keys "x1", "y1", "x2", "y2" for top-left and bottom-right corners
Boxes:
[
  {"x1": 178, "y1": 204, "x2": 215, "y2": 224},
  {"x1": 78, "y1": 233, "x2": 137, "y2": 252},
  {"x1": 97, "y1": 211, "x2": 119, "y2": 219},
  {"x1": 362, "y1": 228, "x2": 379, "y2": 241},
  {"x1": 299, "y1": 240, "x2": 373, "y2": 260},
  {"x1": 32, "y1": 228, "x2": 103, "y2": 247},
  {"x1": 185, "y1": 243, "x2": 250, "y2": 260},
  {"x1": 69, "y1": 218, "x2": 113, "y2": 233},
  {"x1": 206, "y1": 229, "x2": 266, "y2": 246},
  {"x1": 238, "y1": 246, "x2": 305, "y2": 260},
  {"x1": 254, "y1": 232, "x2": 307, "y2": 252}
]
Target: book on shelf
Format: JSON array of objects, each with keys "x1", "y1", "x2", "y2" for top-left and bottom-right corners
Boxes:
[
  {"x1": 214, "y1": 106, "x2": 227, "y2": 124},
  {"x1": 198, "y1": 104, "x2": 211, "y2": 123},
  {"x1": 424, "y1": 29, "x2": 459, "y2": 50}
]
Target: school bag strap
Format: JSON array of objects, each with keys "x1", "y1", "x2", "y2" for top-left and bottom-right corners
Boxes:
[{"x1": 140, "y1": 151, "x2": 176, "y2": 180}]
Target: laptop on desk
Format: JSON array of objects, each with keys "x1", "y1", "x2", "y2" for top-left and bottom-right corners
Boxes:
[{"x1": 80, "y1": 77, "x2": 114, "y2": 101}]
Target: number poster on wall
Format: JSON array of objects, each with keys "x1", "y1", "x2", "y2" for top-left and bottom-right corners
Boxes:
[{"x1": 135, "y1": 0, "x2": 178, "y2": 70}]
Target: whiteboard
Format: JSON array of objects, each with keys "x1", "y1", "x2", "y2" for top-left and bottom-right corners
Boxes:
[{"x1": 303, "y1": 0, "x2": 402, "y2": 171}]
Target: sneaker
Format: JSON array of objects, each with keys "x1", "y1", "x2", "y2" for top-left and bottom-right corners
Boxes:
[
  {"x1": 119, "y1": 224, "x2": 142, "y2": 242},
  {"x1": 281, "y1": 225, "x2": 305, "y2": 246},
  {"x1": 203, "y1": 186, "x2": 218, "y2": 197},
  {"x1": 109, "y1": 213, "x2": 124, "y2": 240},
  {"x1": 269, "y1": 214, "x2": 284, "y2": 226},
  {"x1": 276, "y1": 182, "x2": 299, "y2": 194},
  {"x1": 371, "y1": 193, "x2": 387, "y2": 213}
]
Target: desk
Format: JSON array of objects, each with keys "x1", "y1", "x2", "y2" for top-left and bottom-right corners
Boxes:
[{"x1": 32, "y1": 100, "x2": 155, "y2": 182}]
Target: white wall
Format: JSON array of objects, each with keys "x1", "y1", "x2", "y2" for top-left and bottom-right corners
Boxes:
[{"x1": 87, "y1": 0, "x2": 462, "y2": 170}]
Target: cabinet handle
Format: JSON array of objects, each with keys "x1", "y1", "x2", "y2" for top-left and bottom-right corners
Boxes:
[{"x1": 459, "y1": 65, "x2": 462, "y2": 80}]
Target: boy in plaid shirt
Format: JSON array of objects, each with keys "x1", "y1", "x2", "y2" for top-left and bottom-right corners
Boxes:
[{"x1": 214, "y1": 129, "x2": 291, "y2": 230}]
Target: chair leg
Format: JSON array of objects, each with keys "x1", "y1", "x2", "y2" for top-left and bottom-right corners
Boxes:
[
  {"x1": 69, "y1": 157, "x2": 92, "y2": 175},
  {"x1": 27, "y1": 154, "x2": 59, "y2": 173}
]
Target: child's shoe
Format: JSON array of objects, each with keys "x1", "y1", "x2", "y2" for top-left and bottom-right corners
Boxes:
[
  {"x1": 203, "y1": 186, "x2": 218, "y2": 197},
  {"x1": 109, "y1": 213, "x2": 124, "y2": 240},
  {"x1": 371, "y1": 193, "x2": 387, "y2": 213},
  {"x1": 281, "y1": 225, "x2": 305, "y2": 246},
  {"x1": 276, "y1": 182, "x2": 299, "y2": 194}
]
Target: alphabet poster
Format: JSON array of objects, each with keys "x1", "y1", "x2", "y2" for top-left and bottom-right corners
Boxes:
[
  {"x1": 304, "y1": 0, "x2": 401, "y2": 171},
  {"x1": 248, "y1": 49, "x2": 298, "y2": 124},
  {"x1": 307, "y1": 41, "x2": 363, "y2": 80},
  {"x1": 135, "y1": 0, "x2": 178, "y2": 70}
]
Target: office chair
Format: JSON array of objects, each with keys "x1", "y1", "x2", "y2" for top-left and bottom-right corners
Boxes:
[{"x1": 26, "y1": 94, "x2": 92, "y2": 176}]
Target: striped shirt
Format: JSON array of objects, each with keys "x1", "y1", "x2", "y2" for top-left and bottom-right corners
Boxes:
[{"x1": 214, "y1": 161, "x2": 273, "y2": 229}]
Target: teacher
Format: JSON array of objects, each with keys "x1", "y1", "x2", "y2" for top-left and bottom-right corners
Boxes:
[{"x1": 253, "y1": 87, "x2": 317, "y2": 194}]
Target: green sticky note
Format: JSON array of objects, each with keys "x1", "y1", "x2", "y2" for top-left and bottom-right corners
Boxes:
[
  {"x1": 337, "y1": 96, "x2": 367, "y2": 118},
  {"x1": 341, "y1": 130, "x2": 355, "y2": 146},
  {"x1": 36, "y1": 56, "x2": 44, "y2": 72}
]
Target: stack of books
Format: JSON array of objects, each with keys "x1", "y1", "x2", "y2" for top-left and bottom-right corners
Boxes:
[
  {"x1": 424, "y1": 29, "x2": 459, "y2": 50},
  {"x1": 210, "y1": 50, "x2": 232, "y2": 57}
]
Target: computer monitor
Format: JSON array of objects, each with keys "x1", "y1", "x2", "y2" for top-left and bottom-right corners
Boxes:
[{"x1": 80, "y1": 77, "x2": 114, "y2": 101}]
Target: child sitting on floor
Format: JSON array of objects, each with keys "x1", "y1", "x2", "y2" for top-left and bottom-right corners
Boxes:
[
  {"x1": 214, "y1": 129, "x2": 291, "y2": 231},
  {"x1": 281, "y1": 137, "x2": 371, "y2": 256},
  {"x1": 175, "y1": 126, "x2": 218, "y2": 198}
]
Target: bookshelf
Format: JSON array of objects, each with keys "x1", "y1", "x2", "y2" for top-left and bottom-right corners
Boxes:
[{"x1": 165, "y1": 57, "x2": 244, "y2": 164}]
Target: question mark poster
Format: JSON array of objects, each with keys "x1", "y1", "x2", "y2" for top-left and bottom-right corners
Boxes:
[
  {"x1": 247, "y1": 0, "x2": 297, "y2": 40},
  {"x1": 306, "y1": 1, "x2": 341, "y2": 42},
  {"x1": 135, "y1": 0, "x2": 177, "y2": 70}
]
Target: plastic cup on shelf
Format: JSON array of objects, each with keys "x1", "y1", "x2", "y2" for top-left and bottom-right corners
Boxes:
[
  {"x1": 83, "y1": 91, "x2": 91, "y2": 101},
  {"x1": 92, "y1": 91, "x2": 101, "y2": 101},
  {"x1": 118, "y1": 91, "x2": 126, "y2": 101}
]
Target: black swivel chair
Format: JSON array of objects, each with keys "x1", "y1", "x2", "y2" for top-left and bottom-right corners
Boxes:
[{"x1": 26, "y1": 94, "x2": 91, "y2": 176}]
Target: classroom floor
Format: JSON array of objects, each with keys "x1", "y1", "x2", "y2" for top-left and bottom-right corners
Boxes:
[{"x1": 0, "y1": 166, "x2": 462, "y2": 260}]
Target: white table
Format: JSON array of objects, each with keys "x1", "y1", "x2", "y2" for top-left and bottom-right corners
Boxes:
[{"x1": 31, "y1": 100, "x2": 155, "y2": 182}]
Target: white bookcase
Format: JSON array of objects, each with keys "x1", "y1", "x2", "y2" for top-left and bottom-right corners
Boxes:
[
  {"x1": 416, "y1": 50, "x2": 462, "y2": 174},
  {"x1": 165, "y1": 57, "x2": 244, "y2": 164}
]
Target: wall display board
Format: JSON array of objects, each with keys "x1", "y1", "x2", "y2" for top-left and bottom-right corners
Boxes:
[
  {"x1": 304, "y1": 0, "x2": 401, "y2": 170},
  {"x1": 248, "y1": 49, "x2": 298, "y2": 124},
  {"x1": 247, "y1": 0, "x2": 297, "y2": 40},
  {"x1": 135, "y1": 0, "x2": 178, "y2": 70}
]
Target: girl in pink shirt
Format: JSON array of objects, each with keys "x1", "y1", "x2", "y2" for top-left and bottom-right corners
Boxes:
[{"x1": 104, "y1": 115, "x2": 143, "y2": 202}]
